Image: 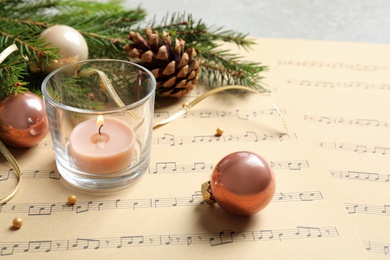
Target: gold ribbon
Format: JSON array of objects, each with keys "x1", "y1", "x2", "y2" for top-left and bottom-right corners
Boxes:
[
  {"x1": 0, "y1": 140, "x2": 21, "y2": 205},
  {"x1": 0, "y1": 44, "x2": 22, "y2": 205},
  {"x1": 82, "y1": 66, "x2": 288, "y2": 134},
  {"x1": 153, "y1": 85, "x2": 288, "y2": 134}
]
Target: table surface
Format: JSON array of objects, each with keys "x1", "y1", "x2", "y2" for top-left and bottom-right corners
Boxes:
[{"x1": 125, "y1": 0, "x2": 390, "y2": 44}]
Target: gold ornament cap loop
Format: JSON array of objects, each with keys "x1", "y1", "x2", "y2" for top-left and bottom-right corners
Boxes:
[{"x1": 201, "y1": 181, "x2": 216, "y2": 205}]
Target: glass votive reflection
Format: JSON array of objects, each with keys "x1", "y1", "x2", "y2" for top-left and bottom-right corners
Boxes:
[{"x1": 41, "y1": 59, "x2": 156, "y2": 191}]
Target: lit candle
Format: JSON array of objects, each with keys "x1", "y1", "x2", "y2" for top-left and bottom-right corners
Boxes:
[{"x1": 69, "y1": 116, "x2": 135, "y2": 174}]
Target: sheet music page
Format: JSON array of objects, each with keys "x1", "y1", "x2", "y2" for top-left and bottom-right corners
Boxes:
[
  {"x1": 251, "y1": 39, "x2": 390, "y2": 259},
  {"x1": 2, "y1": 38, "x2": 389, "y2": 259}
]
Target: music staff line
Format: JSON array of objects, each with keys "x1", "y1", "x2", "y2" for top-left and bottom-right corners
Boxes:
[
  {"x1": 363, "y1": 241, "x2": 390, "y2": 257},
  {"x1": 287, "y1": 79, "x2": 390, "y2": 91},
  {"x1": 0, "y1": 191, "x2": 323, "y2": 216},
  {"x1": 330, "y1": 170, "x2": 390, "y2": 184},
  {"x1": 0, "y1": 160, "x2": 309, "y2": 182},
  {"x1": 154, "y1": 132, "x2": 297, "y2": 146},
  {"x1": 345, "y1": 202, "x2": 390, "y2": 216},
  {"x1": 31, "y1": 132, "x2": 298, "y2": 150},
  {"x1": 318, "y1": 141, "x2": 390, "y2": 155},
  {"x1": 305, "y1": 115, "x2": 389, "y2": 128},
  {"x1": 155, "y1": 108, "x2": 287, "y2": 121},
  {"x1": 149, "y1": 159, "x2": 309, "y2": 174},
  {"x1": 277, "y1": 59, "x2": 390, "y2": 72},
  {"x1": 0, "y1": 226, "x2": 339, "y2": 256}
]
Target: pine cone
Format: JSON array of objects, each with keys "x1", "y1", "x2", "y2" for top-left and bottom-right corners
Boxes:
[{"x1": 125, "y1": 29, "x2": 201, "y2": 98}]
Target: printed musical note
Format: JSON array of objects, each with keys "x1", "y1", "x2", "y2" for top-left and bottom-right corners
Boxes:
[
  {"x1": 363, "y1": 241, "x2": 390, "y2": 256},
  {"x1": 76, "y1": 201, "x2": 93, "y2": 214},
  {"x1": 49, "y1": 170, "x2": 61, "y2": 180},
  {"x1": 151, "y1": 162, "x2": 177, "y2": 174},
  {"x1": 244, "y1": 131, "x2": 259, "y2": 142},
  {"x1": 163, "y1": 236, "x2": 174, "y2": 245},
  {"x1": 23, "y1": 240, "x2": 52, "y2": 253},
  {"x1": 0, "y1": 169, "x2": 13, "y2": 181},
  {"x1": 117, "y1": 236, "x2": 144, "y2": 248},
  {"x1": 257, "y1": 230, "x2": 274, "y2": 240},
  {"x1": 154, "y1": 111, "x2": 169, "y2": 119},
  {"x1": 7, "y1": 169, "x2": 60, "y2": 180},
  {"x1": 147, "y1": 160, "x2": 308, "y2": 175},
  {"x1": 0, "y1": 226, "x2": 339, "y2": 256},
  {"x1": 186, "y1": 237, "x2": 192, "y2": 246},
  {"x1": 295, "y1": 226, "x2": 323, "y2": 238},
  {"x1": 318, "y1": 116, "x2": 331, "y2": 124},
  {"x1": 158, "y1": 134, "x2": 175, "y2": 146},
  {"x1": 330, "y1": 170, "x2": 389, "y2": 183},
  {"x1": 0, "y1": 191, "x2": 321, "y2": 216},
  {"x1": 278, "y1": 59, "x2": 390, "y2": 72},
  {"x1": 373, "y1": 147, "x2": 389, "y2": 155},
  {"x1": 318, "y1": 141, "x2": 390, "y2": 155},
  {"x1": 209, "y1": 230, "x2": 234, "y2": 246},
  {"x1": 188, "y1": 192, "x2": 203, "y2": 204},
  {"x1": 72, "y1": 239, "x2": 100, "y2": 250},
  {"x1": 344, "y1": 203, "x2": 390, "y2": 216},
  {"x1": 154, "y1": 132, "x2": 297, "y2": 147},
  {"x1": 287, "y1": 79, "x2": 390, "y2": 91},
  {"x1": 28, "y1": 141, "x2": 53, "y2": 150},
  {"x1": 28, "y1": 203, "x2": 56, "y2": 216},
  {"x1": 287, "y1": 162, "x2": 303, "y2": 170},
  {"x1": 304, "y1": 114, "x2": 389, "y2": 128},
  {"x1": 0, "y1": 244, "x2": 18, "y2": 256},
  {"x1": 354, "y1": 145, "x2": 367, "y2": 153}
]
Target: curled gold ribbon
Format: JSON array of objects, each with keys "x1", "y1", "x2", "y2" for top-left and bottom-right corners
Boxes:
[
  {"x1": 83, "y1": 67, "x2": 287, "y2": 134},
  {"x1": 153, "y1": 85, "x2": 288, "y2": 134},
  {"x1": 0, "y1": 140, "x2": 21, "y2": 205},
  {"x1": 0, "y1": 44, "x2": 22, "y2": 205}
]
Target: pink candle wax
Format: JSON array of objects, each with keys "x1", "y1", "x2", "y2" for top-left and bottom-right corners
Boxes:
[{"x1": 69, "y1": 117, "x2": 135, "y2": 174}]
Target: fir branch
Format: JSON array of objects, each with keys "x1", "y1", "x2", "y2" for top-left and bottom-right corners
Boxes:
[
  {"x1": 145, "y1": 13, "x2": 255, "y2": 49},
  {"x1": 0, "y1": 52, "x2": 29, "y2": 98},
  {"x1": 141, "y1": 13, "x2": 266, "y2": 89},
  {"x1": 0, "y1": 0, "x2": 267, "y2": 98}
]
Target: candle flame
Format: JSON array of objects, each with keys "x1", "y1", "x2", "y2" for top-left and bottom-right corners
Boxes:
[{"x1": 96, "y1": 115, "x2": 104, "y2": 126}]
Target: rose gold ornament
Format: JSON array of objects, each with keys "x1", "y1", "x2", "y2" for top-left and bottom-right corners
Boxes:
[
  {"x1": 0, "y1": 92, "x2": 49, "y2": 148},
  {"x1": 202, "y1": 151, "x2": 275, "y2": 216}
]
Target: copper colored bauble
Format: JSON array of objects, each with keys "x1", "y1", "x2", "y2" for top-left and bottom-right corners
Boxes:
[
  {"x1": 202, "y1": 151, "x2": 275, "y2": 216},
  {"x1": 0, "y1": 92, "x2": 49, "y2": 148}
]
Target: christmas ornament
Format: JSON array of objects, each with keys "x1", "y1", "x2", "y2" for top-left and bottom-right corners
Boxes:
[
  {"x1": 0, "y1": 92, "x2": 49, "y2": 148},
  {"x1": 39, "y1": 25, "x2": 89, "y2": 73},
  {"x1": 125, "y1": 29, "x2": 201, "y2": 98},
  {"x1": 202, "y1": 151, "x2": 275, "y2": 216},
  {"x1": 12, "y1": 217, "x2": 23, "y2": 229},
  {"x1": 215, "y1": 127, "x2": 224, "y2": 136},
  {"x1": 67, "y1": 195, "x2": 77, "y2": 205}
]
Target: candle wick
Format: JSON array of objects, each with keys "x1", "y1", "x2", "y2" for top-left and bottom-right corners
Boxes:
[{"x1": 98, "y1": 124, "x2": 104, "y2": 135}]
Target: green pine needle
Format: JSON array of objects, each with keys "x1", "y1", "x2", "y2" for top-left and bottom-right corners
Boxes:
[{"x1": 0, "y1": 0, "x2": 267, "y2": 98}]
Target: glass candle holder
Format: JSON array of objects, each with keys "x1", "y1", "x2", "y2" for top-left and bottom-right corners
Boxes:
[{"x1": 42, "y1": 59, "x2": 156, "y2": 191}]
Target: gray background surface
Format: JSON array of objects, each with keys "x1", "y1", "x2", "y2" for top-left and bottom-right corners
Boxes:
[{"x1": 124, "y1": 0, "x2": 390, "y2": 44}]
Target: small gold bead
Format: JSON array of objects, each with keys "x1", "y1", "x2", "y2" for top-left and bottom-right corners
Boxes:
[
  {"x1": 215, "y1": 127, "x2": 224, "y2": 136},
  {"x1": 12, "y1": 217, "x2": 23, "y2": 229},
  {"x1": 182, "y1": 102, "x2": 189, "y2": 108},
  {"x1": 68, "y1": 195, "x2": 77, "y2": 205}
]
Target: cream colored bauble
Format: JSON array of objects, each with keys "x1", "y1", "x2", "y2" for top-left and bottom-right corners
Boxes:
[{"x1": 39, "y1": 25, "x2": 88, "y2": 73}]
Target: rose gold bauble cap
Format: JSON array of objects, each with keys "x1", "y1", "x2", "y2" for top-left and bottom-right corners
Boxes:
[{"x1": 202, "y1": 151, "x2": 275, "y2": 216}]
